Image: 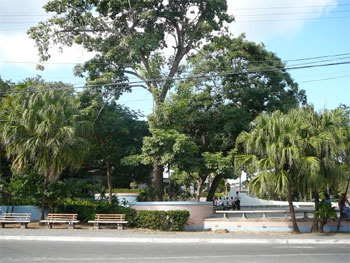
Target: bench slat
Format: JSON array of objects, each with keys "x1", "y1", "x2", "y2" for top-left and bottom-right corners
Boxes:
[{"x1": 89, "y1": 214, "x2": 128, "y2": 229}]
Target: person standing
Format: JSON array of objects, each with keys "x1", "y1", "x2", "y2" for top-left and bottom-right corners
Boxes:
[
  {"x1": 234, "y1": 191, "x2": 241, "y2": 210},
  {"x1": 338, "y1": 193, "x2": 350, "y2": 220}
]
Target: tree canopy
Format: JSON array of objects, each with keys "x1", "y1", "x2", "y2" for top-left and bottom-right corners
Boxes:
[
  {"x1": 0, "y1": 81, "x2": 90, "y2": 218},
  {"x1": 29, "y1": 0, "x2": 233, "y2": 103}
]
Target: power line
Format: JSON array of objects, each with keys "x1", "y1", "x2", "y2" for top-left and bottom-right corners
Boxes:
[
  {"x1": 299, "y1": 74, "x2": 350, "y2": 84},
  {"x1": 233, "y1": 9, "x2": 350, "y2": 17},
  {"x1": 1, "y1": 60, "x2": 350, "y2": 95},
  {"x1": 2, "y1": 13, "x2": 350, "y2": 31},
  {"x1": 2, "y1": 9, "x2": 350, "y2": 22},
  {"x1": 228, "y1": 3, "x2": 350, "y2": 10},
  {"x1": 1, "y1": 2, "x2": 350, "y2": 17},
  {"x1": 1, "y1": 52, "x2": 350, "y2": 66},
  {"x1": 235, "y1": 15, "x2": 350, "y2": 23}
]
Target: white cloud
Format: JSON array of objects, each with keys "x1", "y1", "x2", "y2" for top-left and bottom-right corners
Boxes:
[
  {"x1": 0, "y1": 0, "x2": 339, "y2": 72},
  {"x1": 227, "y1": 0, "x2": 338, "y2": 42},
  {"x1": 0, "y1": 32, "x2": 95, "y2": 71},
  {"x1": 0, "y1": 0, "x2": 94, "y2": 72}
]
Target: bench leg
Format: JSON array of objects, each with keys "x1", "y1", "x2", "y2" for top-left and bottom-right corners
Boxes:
[
  {"x1": 117, "y1": 224, "x2": 124, "y2": 230},
  {"x1": 20, "y1": 223, "x2": 27, "y2": 229},
  {"x1": 93, "y1": 224, "x2": 100, "y2": 230},
  {"x1": 47, "y1": 223, "x2": 52, "y2": 229},
  {"x1": 1, "y1": 223, "x2": 5, "y2": 228},
  {"x1": 242, "y1": 213, "x2": 247, "y2": 219},
  {"x1": 223, "y1": 213, "x2": 229, "y2": 219},
  {"x1": 68, "y1": 223, "x2": 75, "y2": 230}
]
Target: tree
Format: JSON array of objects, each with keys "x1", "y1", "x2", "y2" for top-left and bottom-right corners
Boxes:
[
  {"x1": 236, "y1": 108, "x2": 322, "y2": 233},
  {"x1": 188, "y1": 34, "x2": 306, "y2": 118},
  {"x1": 186, "y1": 35, "x2": 306, "y2": 200},
  {"x1": 298, "y1": 108, "x2": 346, "y2": 231},
  {"x1": 140, "y1": 85, "x2": 237, "y2": 200},
  {"x1": 79, "y1": 92, "x2": 150, "y2": 203},
  {"x1": 28, "y1": 0, "x2": 233, "y2": 200},
  {"x1": 0, "y1": 82, "x2": 90, "y2": 219}
]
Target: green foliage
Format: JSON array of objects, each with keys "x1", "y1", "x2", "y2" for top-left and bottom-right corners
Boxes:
[
  {"x1": 58, "y1": 199, "x2": 136, "y2": 223},
  {"x1": 314, "y1": 201, "x2": 336, "y2": 222},
  {"x1": 137, "y1": 188, "x2": 157, "y2": 202},
  {"x1": 79, "y1": 93, "x2": 151, "y2": 199},
  {"x1": 314, "y1": 200, "x2": 337, "y2": 233},
  {"x1": 134, "y1": 210, "x2": 189, "y2": 231},
  {"x1": 0, "y1": 82, "x2": 90, "y2": 182},
  {"x1": 29, "y1": 0, "x2": 233, "y2": 105},
  {"x1": 0, "y1": 171, "x2": 42, "y2": 205},
  {"x1": 188, "y1": 34, "x2": 306, "y2": 117},
  {"x1": 0, "y1": 173, "x2": 96, "y2": 207}
]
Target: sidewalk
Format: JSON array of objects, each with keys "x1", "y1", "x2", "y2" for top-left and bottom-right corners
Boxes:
[{"x1": 0, "y1": 228, "x2": 349, "y2": 244}]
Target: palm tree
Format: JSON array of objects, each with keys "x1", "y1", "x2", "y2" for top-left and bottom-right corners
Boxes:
[
  {"x1": 236, "y1": 108, "x2": 321, "y2": 233},
  {"x1": 298, "y1": 108, "x2": 346, "y2": 231},
  {"x1": 0, "y1": 86, "x2": 90, "y2": 219}
]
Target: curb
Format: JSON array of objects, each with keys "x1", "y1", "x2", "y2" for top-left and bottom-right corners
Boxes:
[{"x1": 1, "y1": 236, "x2": 349, "y2": 244}]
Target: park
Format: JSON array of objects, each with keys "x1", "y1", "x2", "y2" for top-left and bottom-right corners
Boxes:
[{"x1": 0, "y1": 0, "x2": 350, "y2": 262}]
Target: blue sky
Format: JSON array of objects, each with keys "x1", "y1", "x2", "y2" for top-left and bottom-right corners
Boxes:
[{"x1": 0, "y1": 0, "x2": 349, "y2": 115}]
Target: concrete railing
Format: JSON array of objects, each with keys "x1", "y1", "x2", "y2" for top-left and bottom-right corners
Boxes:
[{"x1": 216, "y1": 209, "x2": 316, "y2": 220}]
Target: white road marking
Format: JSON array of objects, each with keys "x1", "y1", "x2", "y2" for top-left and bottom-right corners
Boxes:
[{"x1": 0, "y1": 253, "x2": 349, "y2": 262}]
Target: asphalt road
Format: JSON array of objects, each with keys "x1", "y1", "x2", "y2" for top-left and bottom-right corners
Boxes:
[{"x1": 0, "y1": 241, "x2": 349, "y2": 263}]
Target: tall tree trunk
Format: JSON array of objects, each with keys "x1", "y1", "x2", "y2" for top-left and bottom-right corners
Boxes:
[
  {"x1": 106, "y1": 160, "x2": 113, "y2": 204},
  {"x1": 196, "y1": 178, "x2": 204, "y2": 201},
  {"x1": 312, "y1": 192, "x2": 319, "y2": 232},
  {"x1": 287, "y1": 185, "x2": 300, "y2": 233},
  {"x1": 206, "y1": 174, "x2": 223, "y2": 202},
  {"x1": 41, "y1": 177, "x2": 48, "y2": 220},
  {"x1": 153, "y1": 160, "x2": 164, "y2": 200}
]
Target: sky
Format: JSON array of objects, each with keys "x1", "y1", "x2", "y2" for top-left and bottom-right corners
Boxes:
[{"x1": 0, "y1": 0, "x2": 349, "y2": 115}]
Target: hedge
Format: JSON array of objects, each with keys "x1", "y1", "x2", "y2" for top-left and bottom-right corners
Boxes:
[
  {"x1": 57, "y1": 199, "x2": 189, "y2": 231},
  {"x1": 134, "y1": 210, "x2": 190, "y2": 231},
  {"x1": 57, "y1": 199, "x2": 136, "y2": 224}
]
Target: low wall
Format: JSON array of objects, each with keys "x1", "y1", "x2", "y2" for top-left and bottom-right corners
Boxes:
[
  {"x1": 131, "y1": 201, "x2": 213, "y2": 230},
  {"x1": 0, "y1": 206, "x2": 47, "y2": 221},
  {"x1": 204, "y1": 219, "x2": 350, "y2": 233}
]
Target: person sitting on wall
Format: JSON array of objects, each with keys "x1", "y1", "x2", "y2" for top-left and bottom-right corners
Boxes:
[
  {"x1": 213, "y1": 196, "x2": 217, "y2": 206},
  {"x1": 234, "y1": 191, "x2": 241, "y2": 211},
  {"x1": 223, "y1": 197, "x2": 228, "y2": 210}
]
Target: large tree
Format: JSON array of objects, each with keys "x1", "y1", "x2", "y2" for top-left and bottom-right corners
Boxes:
[
  {"x1": 166, "y1": 35, "x2": 306, "y2": 201},
  {"x1": 0, "y1": 82, "x2": 90, "y2": 219},
  {"x1": 29, "y1": 0, "x2": 233, "y2": 200}
]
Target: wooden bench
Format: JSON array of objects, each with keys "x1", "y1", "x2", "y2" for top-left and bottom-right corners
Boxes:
[
  {"x1": 216, "y1": 209, "x2": 314, "y2": 220},
  {"x1": 41, "y1": 213, "x2": 79, "y2": 229},
  {"x1": 88, "y1": 214, "x2": 128, "y2": 230},
  {"x1": 0, "y1": 213, "x2": 31, "y2": 229}
]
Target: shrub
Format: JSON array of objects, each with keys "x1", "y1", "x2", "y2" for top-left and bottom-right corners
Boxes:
[
  {"x1": 137, "y1": 188, "x2": 156, "y2": 201},
  {"x1": 167, "y1": 210, "x2": 190, "y2": 231},
  {"x1": 58, "y1": 199, "x2": 136, "y2": 224},
  {"x1": 134, "y1": 210, "x2": 190, "y2": 231}
]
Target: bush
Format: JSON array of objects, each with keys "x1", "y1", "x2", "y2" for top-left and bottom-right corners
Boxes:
[
  {"x1": 137, "y1": 188, "x2": 156, "y2": 201},
  {"x1": 56, "y1": 199, "x2": 189, "y2": 231},
  {"x1": 134, "y1": 210, "x2": 190, "y2": 231},
  {"x1": 58, "y1": 199, "x2": 137, "y2": 224}
]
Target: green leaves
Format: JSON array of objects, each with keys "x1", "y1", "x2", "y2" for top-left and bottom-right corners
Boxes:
[{"x1": 0, "y1": 81, "x2": 90, "y2": 182}]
